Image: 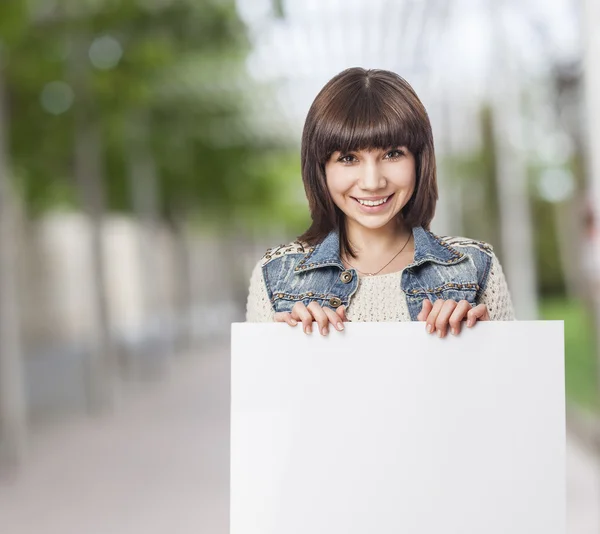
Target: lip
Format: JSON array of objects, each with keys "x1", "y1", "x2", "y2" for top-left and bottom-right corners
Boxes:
[
  {"x1": 352, "y1": 193, "x2": 394, "y2": 213},
  {"x1": 352, "y1": 195, "x2": 391, "y2": 201}
]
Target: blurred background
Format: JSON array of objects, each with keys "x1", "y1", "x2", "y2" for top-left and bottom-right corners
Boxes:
[{"x1": 0, "y1": 0, "x2": 599, "y2": 532}]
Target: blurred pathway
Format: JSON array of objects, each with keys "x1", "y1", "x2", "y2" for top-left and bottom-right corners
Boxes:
[
  {"x1": 0, "y1": 343, "x2": 231, "y2": 534},
  {"x1": 567, "y1": 431, "x2": 600, "y2": 533},
  {"x1": 0, "y1": 343, "x2": 598, "y2": 533}
]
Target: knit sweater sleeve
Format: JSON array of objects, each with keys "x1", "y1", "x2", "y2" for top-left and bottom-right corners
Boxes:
[
  {"x1": 478, "y1": 252, "x2": 516, "y2": 320},
  {"x1": 245, "y1": 259, "x2": 276, "y2": 322}
]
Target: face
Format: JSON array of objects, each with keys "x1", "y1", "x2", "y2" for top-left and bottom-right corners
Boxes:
[{"x1": 324, "y1": 146, "x2": 417, "y2": 231}]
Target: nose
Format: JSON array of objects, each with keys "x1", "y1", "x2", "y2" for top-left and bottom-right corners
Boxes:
[{"x1": 357, "y1": 160, "x2": 386, "y2": 191}]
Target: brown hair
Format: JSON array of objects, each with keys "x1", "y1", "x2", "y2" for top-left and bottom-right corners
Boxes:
[{"x1": 298, "y1": 67, "x2": 438, "y2": 259}]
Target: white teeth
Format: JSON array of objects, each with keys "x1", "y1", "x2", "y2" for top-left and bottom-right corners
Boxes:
[{"x1": 357, "y1": 196, "x2": 389, "y2": 206}]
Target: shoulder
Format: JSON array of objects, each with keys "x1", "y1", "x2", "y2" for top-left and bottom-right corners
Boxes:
[
  {"x1": 433, "y1": 233, "x2": 497, "y2": 288},
  {"x1": 435, "y1": 234, "x2": 507, "y2": 295},
  {"x1": 252, "y1": 238, "x2": 313, "y2": 303},
  {"x1": 258, "y1": 239, "x2": 311, "y2": 267},
  {"x1": 436, "y1": 234, "x2": 495, "y2": 259}
]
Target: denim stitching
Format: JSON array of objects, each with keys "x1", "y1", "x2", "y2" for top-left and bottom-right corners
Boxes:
[{"x1": 406, "y1": 282, "x2": 480, "y2": 296}]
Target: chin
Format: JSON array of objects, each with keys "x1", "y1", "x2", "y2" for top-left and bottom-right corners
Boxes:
[{"x1": 348, "y1": 214, "x2": 397, "y2": 230}]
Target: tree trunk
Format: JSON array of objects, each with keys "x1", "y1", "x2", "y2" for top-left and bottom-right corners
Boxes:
[
  {"x1": 125, "y1": 112, "x2": 168, "y2": 373},
  {"x1": 71, "y1": 35, "x2": 113, "y2": 413},
  {"x1": 490, "y1": 2, "x2": 538, "y2": 320},
  {"x1": 554, "y1": 197, "x2": 585, "y2": 299},
  {"x1": 582, "y1": 0, "x2": 600, "y2": 407},
  {"x1": 168, "y1": 215, "x2": 194, "y2": 353},
  {"x1": 491, "y1": 92, "x2": 538, "y2": 320},
  {"x1": 431, "y1": 96, "x2": 462, "y2": 237},
  {"x1": 0, "y1": 67, "x2": 27, "y2": 466}
]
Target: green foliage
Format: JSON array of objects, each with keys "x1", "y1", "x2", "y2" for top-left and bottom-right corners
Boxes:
[
  {"x1": 2, "y1": 0, "x2": 289, "y2": 222},
  {"x1": 444, "y1": 105, "x2": 502, "y2": 256},
  {"x1": 540, "y1": 297, "x2": 599, "y2": 413},
  {"x1": 532, "y1": 200, "x2": 565, "y2": 295},
  {"x1": 0, "y1": 1, "x2": 29, "y2": 46},
  {"x1": 443, "y1": 103, "x2": 571, "y2": 297},
  {"x1": 244, "y1": 149, "x2": 310, "y2": 234}
]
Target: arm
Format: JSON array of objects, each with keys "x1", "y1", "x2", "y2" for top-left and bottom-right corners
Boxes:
[
  {"x1": 478, "y1": 252, "x2": 516, "y2": 320},
  {"x1": 245, "y1": 260, "x2": 276, "y2": 322}
]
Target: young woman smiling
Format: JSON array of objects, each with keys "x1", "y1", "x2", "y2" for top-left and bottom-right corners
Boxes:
[{"x1": 246, "y1": 67, "x2": 515, "y2": 335}]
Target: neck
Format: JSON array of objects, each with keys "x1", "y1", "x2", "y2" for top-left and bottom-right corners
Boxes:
[{"x1": 345, "y1": 217, "x2": 412, "y2": 258}]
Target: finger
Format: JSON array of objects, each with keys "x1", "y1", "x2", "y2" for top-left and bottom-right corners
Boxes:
[
  {"x1": 274, "y1": 312, "x2": 290, "y2": 323},
  {"x1": 335, "y1": 304, "x2": 349, "y2": 323},
  {"x1": 466, "y1": 304, "x2": 490, "y2": 327},
  {"x1": 417, "y1": 299, "x2": 433, "y2": 322},
  {"x1": 448, "y1": 300, "x2": 471, "y2": 335},
  {"x1": 434, "y1": 300, "x2": 459, "y2": 338},
  {"x1": 425, "y1": 298, "x2": 445, "y2": 334},
  {"x1": 307, "y1": 301, "x2": 330, "y2": 336},
  {"x1": 291, "y1": 302, "x2": 313, "y2": 334},
  {"x1": 273, "y1": 312, "x2": 298, "y2": 326},
  {"x1": 324, "y1": 306, "x2": 345, "y2": 331}
]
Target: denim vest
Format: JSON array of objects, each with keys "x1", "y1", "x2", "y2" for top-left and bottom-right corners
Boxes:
[{"x1": 261, "y1": 227, "x2": 494, "y2": 321}]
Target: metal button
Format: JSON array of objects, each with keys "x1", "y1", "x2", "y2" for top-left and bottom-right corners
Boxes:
[
  {"x1": 340, "y1": 270, "x2": 353, "y2": 284},
  {"x1": 329, "y1": 297, "x2": 342, "y2": 308}
]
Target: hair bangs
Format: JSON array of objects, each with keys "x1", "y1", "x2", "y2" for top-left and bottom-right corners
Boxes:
[{"x1": 314, "y1": 88, "x2": 423, "y2": 164}]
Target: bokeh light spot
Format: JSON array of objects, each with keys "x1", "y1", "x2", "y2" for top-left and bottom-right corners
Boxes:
[
  {"x1": 40, "y1": 81, "x2": 75, "y2": 115},
  {"x1": 537, "y1": 167, "x2": 575, "y2": 203},
  {"x1": 89, "y1": 35, "x2": 123, "y2": 70}
]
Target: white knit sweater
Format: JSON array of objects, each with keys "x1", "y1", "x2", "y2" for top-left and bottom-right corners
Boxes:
[{"x1": 245, "y1": 245, "x2": 515, "y2": 323}]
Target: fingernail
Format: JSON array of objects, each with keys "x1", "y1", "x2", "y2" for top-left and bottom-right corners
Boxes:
[
  {"x1": 290, "y1": 319, "x2": 297, "y2": 325},
  {"x1": 437, "y1": 330, "x2": 443, "y2": 338},
  {"x1": 451, "y1": 328, "x2": 457, "y2": 336},
  {"x1": 305, "y1": 325, "x2": 312, "y2": 335},
  {"x1": 426, "y1": 324, "x2": 433, "y2": 334},
  {"x1": 321, "y1": 326, "x2": 329, "y2": 336},
  {"x1": 336, "y1": 322, "x2": 344, "y2": 331},
  {"x1": 467, "y1": 319, "x2": 474, "y2": 327}
]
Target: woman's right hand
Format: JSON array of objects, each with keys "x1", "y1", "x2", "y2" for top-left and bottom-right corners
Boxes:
[{"x1": 274, "y1": 301, "x2": 348, "y2": 336}]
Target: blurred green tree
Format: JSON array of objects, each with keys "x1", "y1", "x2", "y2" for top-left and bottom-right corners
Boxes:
[
  {"x1": 0, "y1": 0, "x2": 298, "y2": 414},
  {"x1": 3, "y1": 0, "x2": 289, "y2": 220}
]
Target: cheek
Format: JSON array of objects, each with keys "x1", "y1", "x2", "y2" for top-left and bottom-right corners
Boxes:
[
  {"x1": 325, "y1": 167, "x2": 352, "y2": 197},
  {"x1": 391, "y1": 162, "x2": 417, "y2": 188}
]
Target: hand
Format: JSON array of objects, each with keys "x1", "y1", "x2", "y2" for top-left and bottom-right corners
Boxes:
[
  {"x1": 417, "y1": 299, "x2": 490, "y2": 338},
  {"x1": 274, "y1": 301, "x2": 348, "y2": 336}
]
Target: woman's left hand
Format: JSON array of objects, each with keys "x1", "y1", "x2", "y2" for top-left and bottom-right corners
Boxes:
[{"x1": 417, "y1": 299, "x2": 490, "y2": 337}]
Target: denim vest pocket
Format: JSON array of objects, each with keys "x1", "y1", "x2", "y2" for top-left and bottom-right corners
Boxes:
[
  {"x1": 404, "y1": 283, "x2": 478, "y2": 321},
  {"x1": 266, "y1": 262, "x2": 357, "y2": 314},
  {"x1": 402, "y1": 256, "x2": 480, "y2": 320}
]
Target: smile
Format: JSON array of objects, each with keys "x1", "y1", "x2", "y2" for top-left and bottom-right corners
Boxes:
[{"x1": 352, "y1": 194, "x2": 394, "y2": 210}]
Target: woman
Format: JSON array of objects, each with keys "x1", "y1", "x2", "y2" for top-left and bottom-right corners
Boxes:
[{"x1": 246, "y1": 67, "x2": 515, "y2": 336}]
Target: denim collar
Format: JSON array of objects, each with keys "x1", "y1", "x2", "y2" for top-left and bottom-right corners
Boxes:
[{"x1": 294, "y1": 227, "x2": 466, "y2": 274}]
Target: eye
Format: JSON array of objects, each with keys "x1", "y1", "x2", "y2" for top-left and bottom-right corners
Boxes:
[
  {"x1": 385, "y1": 149, "x2": 405, "y2": 160},
  {"x1": 337, "y1": 153, "x2": 358, "y2": 164}
]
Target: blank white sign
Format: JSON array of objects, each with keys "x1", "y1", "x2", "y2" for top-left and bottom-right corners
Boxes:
[{"x1": 230, "y1": 321, "x2": 565, "y2": 534}]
